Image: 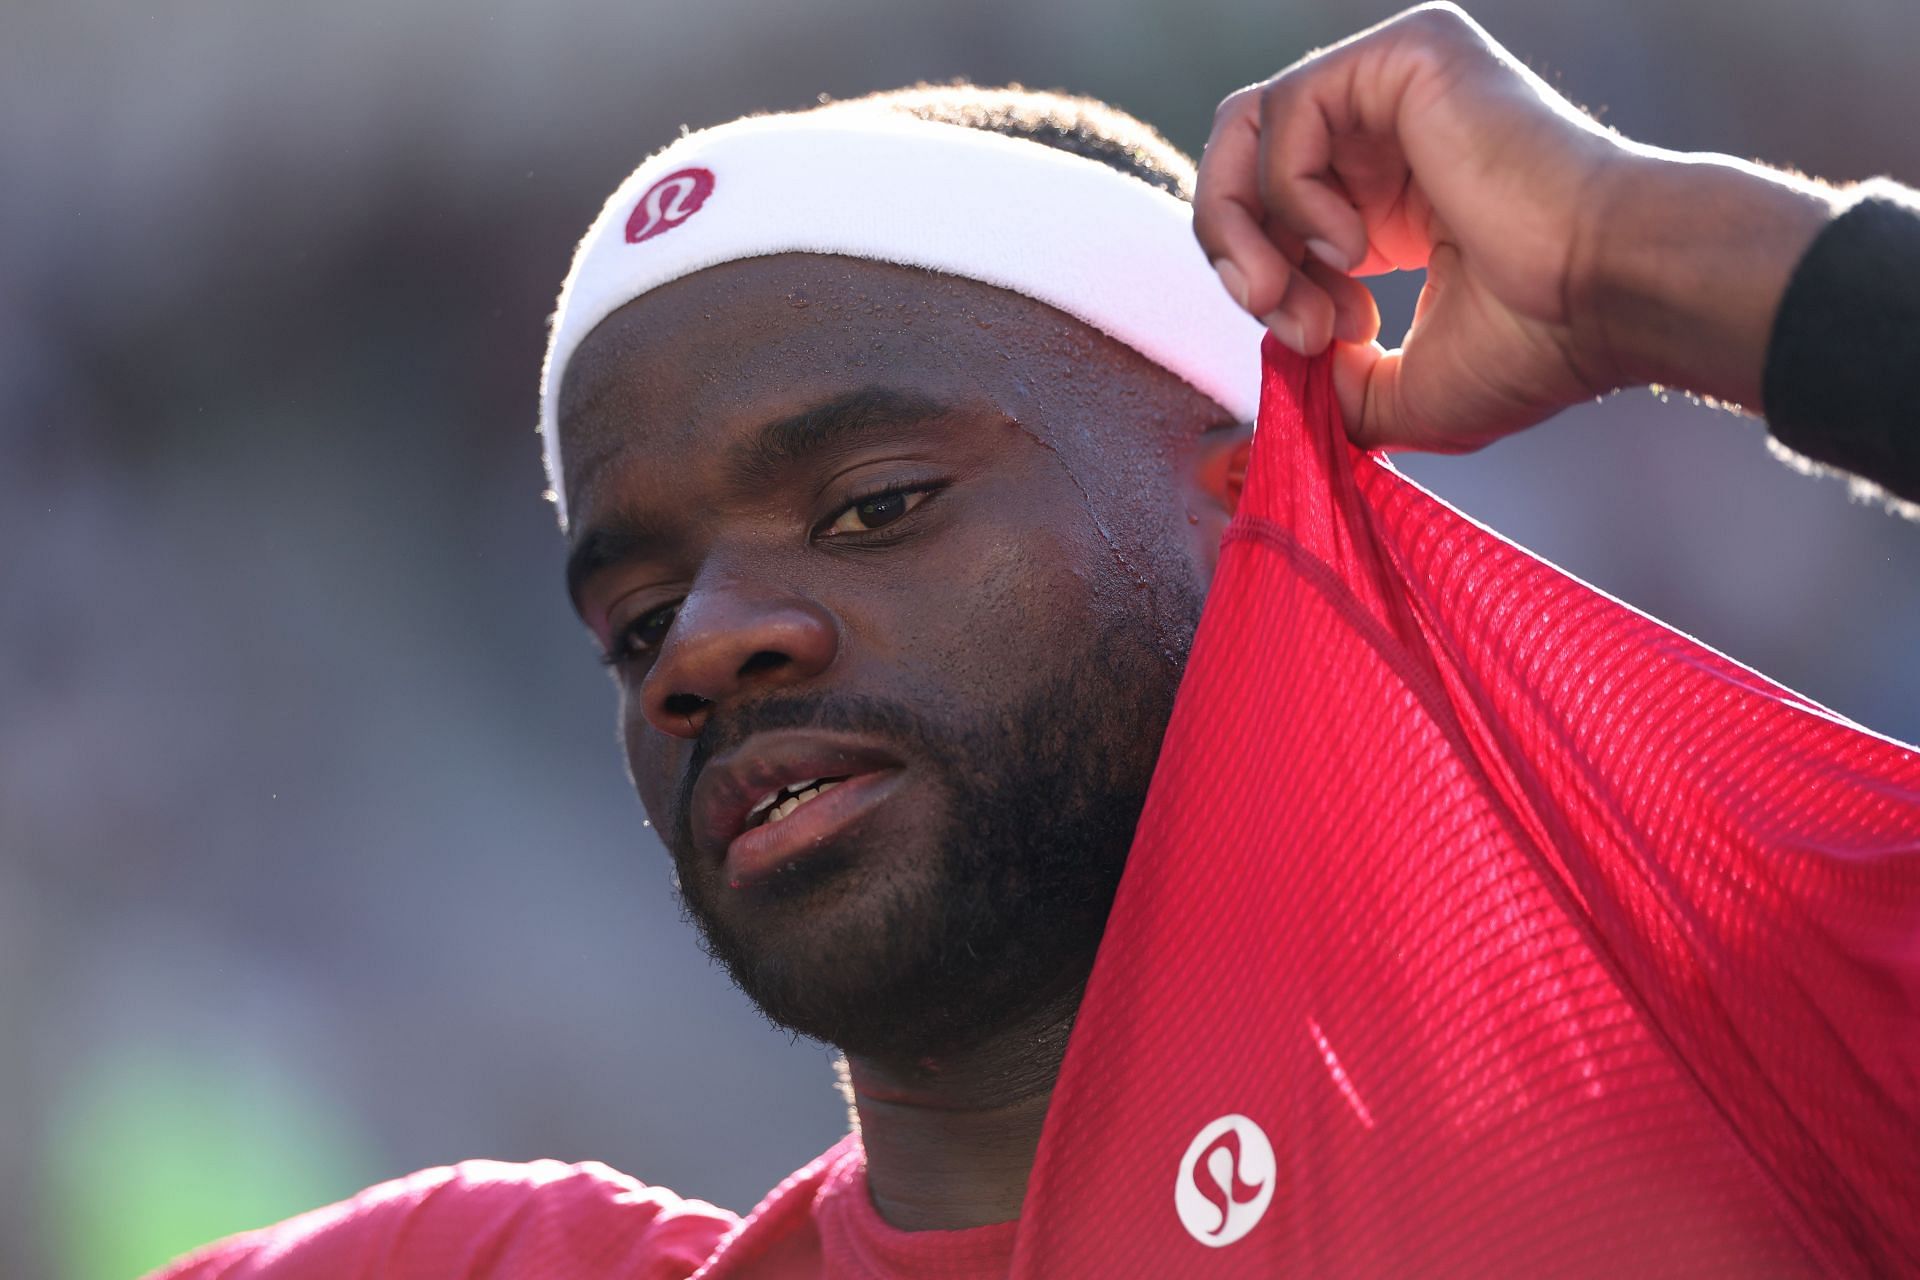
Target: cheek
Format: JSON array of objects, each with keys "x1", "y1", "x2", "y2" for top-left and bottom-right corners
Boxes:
[
  {"x1": 619, "y1": 687, "x2": 677, "y2": 823},
  {"x1": 851, "y1": 516, "x2": 1120, "y2": 685},
  {"x1": 999, "y1": 422, "x2": 1195, "y2": 618},
  {"x1": 1041, "y1": 446, "x2": 1208, "y2": 653}
]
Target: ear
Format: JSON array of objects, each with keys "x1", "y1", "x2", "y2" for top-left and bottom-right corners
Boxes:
[
  {"x1": 1193, "y1": 423, "x2": 1252, "y2": 515},
  {"x1": 1184, "y1": 422, "x2": 1253, "y2": 585}
]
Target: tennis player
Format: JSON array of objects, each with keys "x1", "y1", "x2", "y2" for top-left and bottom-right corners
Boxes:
[{"x1": 151, "y1": 7, "x2": 1918, "y2": 1276}]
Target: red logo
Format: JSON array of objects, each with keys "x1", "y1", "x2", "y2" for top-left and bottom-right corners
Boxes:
[{"x1": 625, "y1": 167, "x2": 714, "y2": 243}]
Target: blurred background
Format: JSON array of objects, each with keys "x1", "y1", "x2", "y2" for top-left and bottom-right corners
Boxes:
[{"x1": 5, "y1": 0, "x2": 1918, "y2": 1274}]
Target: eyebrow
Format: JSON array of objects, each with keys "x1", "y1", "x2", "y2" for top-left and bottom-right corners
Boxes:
[
  {"x1": 565, "y1": 511, "x2": 676, "y2": 611},
  {"x1": 565, "y1": 384, "x2": 956, "y2": 611},
  {"x1": 722, "y1": 385, "x2": 954, "y2": 491}
]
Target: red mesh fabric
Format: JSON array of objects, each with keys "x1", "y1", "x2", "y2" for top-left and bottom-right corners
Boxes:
[
  {"x1": 146, "y1": 1131, "x2": 1020, "y2": 1279},
  {"x1": 146, "y1": 1158, "x2": 737, "y2": 1279},
  {"x1": 694, "y1": 1134, "x2": 1018, "y2": 1278},
  {"x1": 1013, "y1": 340, "x2": 1920, "y2": 1278}
]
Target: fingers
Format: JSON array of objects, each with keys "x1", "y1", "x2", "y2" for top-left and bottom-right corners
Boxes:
[
  {"x1": 1196, "y1": 6, "x2": 1497, "y2": 349},
  {"x1": 1196, "y1": 93, "x2": 1332, "y2": 353},
  {"x1": 1305, "y1": 254, "x2": 1381, "y2": 346},
  {"x1": 1254, "y1": 75, "x2": 1372, "y2": 275},
  {"x1": 1199, "y1": 94, "x2": 1387, "y2": 355},
  {"x1": 1196, "y1": 49, "x2": 1399, "y2": 356},
  {"x1": 1196, "y1": 38, "x2": 1392, "y2": 280}
]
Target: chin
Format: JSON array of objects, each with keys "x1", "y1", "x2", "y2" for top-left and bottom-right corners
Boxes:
[{"x1": 677, "y1": 823, "x2": 962, "y2": 1037}]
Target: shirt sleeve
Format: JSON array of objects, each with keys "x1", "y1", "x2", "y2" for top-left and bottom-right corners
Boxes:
[
  {"x1": 143, "y1": 1159, "x2": 737, "y2": 1280},
  {"x1": 1761, "y1": 177, "x2": 1920, "y2": 506}
]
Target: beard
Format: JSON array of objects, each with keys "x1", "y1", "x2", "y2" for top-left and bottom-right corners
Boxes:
[{"x1": 659, "y1": 582, "x2": 1202, "y2": 1063}]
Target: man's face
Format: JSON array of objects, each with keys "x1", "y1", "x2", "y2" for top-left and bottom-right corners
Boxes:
[{"x1": 560, "y1": 254, "x2": 1235, "y2": 1060}]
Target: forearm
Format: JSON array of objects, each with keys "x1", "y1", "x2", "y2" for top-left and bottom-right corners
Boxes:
[
  {"x1": 1578, "y1": 147, "x2": 1836, "y2": 412},
  {"x1": 1579, "y1": 152, "x2": 1920, "y2": 506}
]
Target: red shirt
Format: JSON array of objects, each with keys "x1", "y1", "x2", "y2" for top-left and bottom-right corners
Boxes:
[
  {"x1": 152, "y1": 343, "x2": 1920, "y2": 1278},
  {"x1": 1017, "y1": 342, "x2": 1920, "y2": 1276},
  {"x1": 151, "y1": 1134, "x2": 1015, "y2": 1279}
]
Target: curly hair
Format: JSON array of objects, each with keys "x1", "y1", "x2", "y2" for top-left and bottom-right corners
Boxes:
[{"x1": 807, "y1": 82, "x2": 1196, "y2": 200}]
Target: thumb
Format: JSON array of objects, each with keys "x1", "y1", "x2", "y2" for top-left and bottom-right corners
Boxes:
[{"x1": 1330, "y1": 339, "x2": 1407, "y2": 451}]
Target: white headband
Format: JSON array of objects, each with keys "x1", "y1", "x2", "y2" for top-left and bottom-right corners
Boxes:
[{"x1": 539, "y1": 110, "x2": 1266, "y2": 525}]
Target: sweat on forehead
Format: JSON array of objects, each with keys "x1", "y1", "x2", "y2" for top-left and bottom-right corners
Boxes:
[{"x1": 555, "y1": 254, "x2": 1229, "y2": 521}]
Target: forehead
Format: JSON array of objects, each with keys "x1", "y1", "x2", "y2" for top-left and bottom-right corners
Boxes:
[{"x1": 554, "y1": 254, "x2": 1152, "y2": 514}]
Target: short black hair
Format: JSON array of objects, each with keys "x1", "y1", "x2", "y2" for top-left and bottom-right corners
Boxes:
[{"x1": 808, "y1": 83, "x2": 1196, "y2": 200}]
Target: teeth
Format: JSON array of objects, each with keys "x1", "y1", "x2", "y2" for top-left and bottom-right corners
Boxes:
[
  {"x1": 762, "y1": 779, "x2": 842, "y2": 827},
  {"x1": 748, "y1": 778, "x2": 817, "y2": 821}
]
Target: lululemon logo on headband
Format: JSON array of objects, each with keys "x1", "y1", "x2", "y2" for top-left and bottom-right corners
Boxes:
[
  {"x1": 626, "y1": 167, "x2": 714, "y2": 243},
  {"x1": 1174, "y1": 1114, "x2": 1275, "y2": 1247}
]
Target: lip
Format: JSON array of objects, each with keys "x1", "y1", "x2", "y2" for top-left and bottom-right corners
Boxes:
[
  {"x1": 722, "y1": 768, "x2": 906, "y2": 888},
  {"x1": 691, "y1": 730, "x2": 907, "y2": 882}
]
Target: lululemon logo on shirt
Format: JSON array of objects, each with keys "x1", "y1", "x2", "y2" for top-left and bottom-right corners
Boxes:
[
  {"x1": 1175, "y1": 1114, "x2": 1276, "y2": 1247},
  {"x1": 625, "y1": 167, "x2": 714, "y2": 243}
]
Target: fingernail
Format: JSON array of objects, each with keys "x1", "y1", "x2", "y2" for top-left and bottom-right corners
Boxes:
[
  {"x1": 1212, "y1": 258, "x2": 1250, "y2": 311},
  {"x1": 1262, "y1": 309, "x2": 1306, "y2": 354},
  {"x1": 1306, "y1": 238, "x2": 1350, "y2": 273}
]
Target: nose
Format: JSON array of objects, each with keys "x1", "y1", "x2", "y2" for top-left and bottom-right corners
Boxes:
[{"x1": 638, "y1": 576, "x2": 839, "y2": 738}]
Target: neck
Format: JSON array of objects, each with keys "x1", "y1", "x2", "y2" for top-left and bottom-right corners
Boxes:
[{"x1": 842, "y1": 984, "x2": 1081, "y2": 1232}]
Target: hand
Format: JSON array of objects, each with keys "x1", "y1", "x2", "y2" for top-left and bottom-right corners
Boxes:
[{"x1": 1193, "y1": 2, "x2": 1833, "y2": 452}]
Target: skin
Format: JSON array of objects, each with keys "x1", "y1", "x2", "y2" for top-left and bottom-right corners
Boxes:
[
  {"x1": 561, "y1": 254, "x2": 1244, "y2": 1229},
  {"x1": 559, "y1": 2, "x2": 1849, "y2": 1234},
  {"x1": 1195, "y1": 2, "x2": 1836, "y2": 453}
]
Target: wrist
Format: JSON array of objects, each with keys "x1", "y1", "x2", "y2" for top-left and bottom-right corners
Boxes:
[{"x1": 1573, "y1": 148, "x2": 1837, "y2": 410}]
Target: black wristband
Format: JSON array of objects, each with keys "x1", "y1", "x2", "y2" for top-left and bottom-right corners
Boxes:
[{"x1": 1761, "y1": 178, "x2": 1920, "y2": 503}]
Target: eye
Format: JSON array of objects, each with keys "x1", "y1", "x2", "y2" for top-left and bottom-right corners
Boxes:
[
  {"x1": 602, "y1": 600, "x2": 679, "y2": 665},
  {"x1": 821, "y1": 486, "x2": 934, "y2": 538}
]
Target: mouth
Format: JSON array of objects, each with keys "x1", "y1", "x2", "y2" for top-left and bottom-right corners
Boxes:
[
  {"x1": 744, "y1": 776, "x2": 849, "y2": 830},
  {"x1": 690, "y1": 731, "x2": 908, "y2": 888}
]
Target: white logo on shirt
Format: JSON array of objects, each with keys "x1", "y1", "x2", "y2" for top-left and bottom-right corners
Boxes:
[{"x1": 1175, "y1": 1114, "x2": 1275, "y2": 1247}]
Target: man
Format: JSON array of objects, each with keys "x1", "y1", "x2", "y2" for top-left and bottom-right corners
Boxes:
[{"x1": 153, "y1": 5, "x2": 1918, "y2": 1277}]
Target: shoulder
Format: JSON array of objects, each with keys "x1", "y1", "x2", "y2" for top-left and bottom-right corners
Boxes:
[{"x1": 147, "y1": 1158, "x2": 739, "y2": 1280}]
